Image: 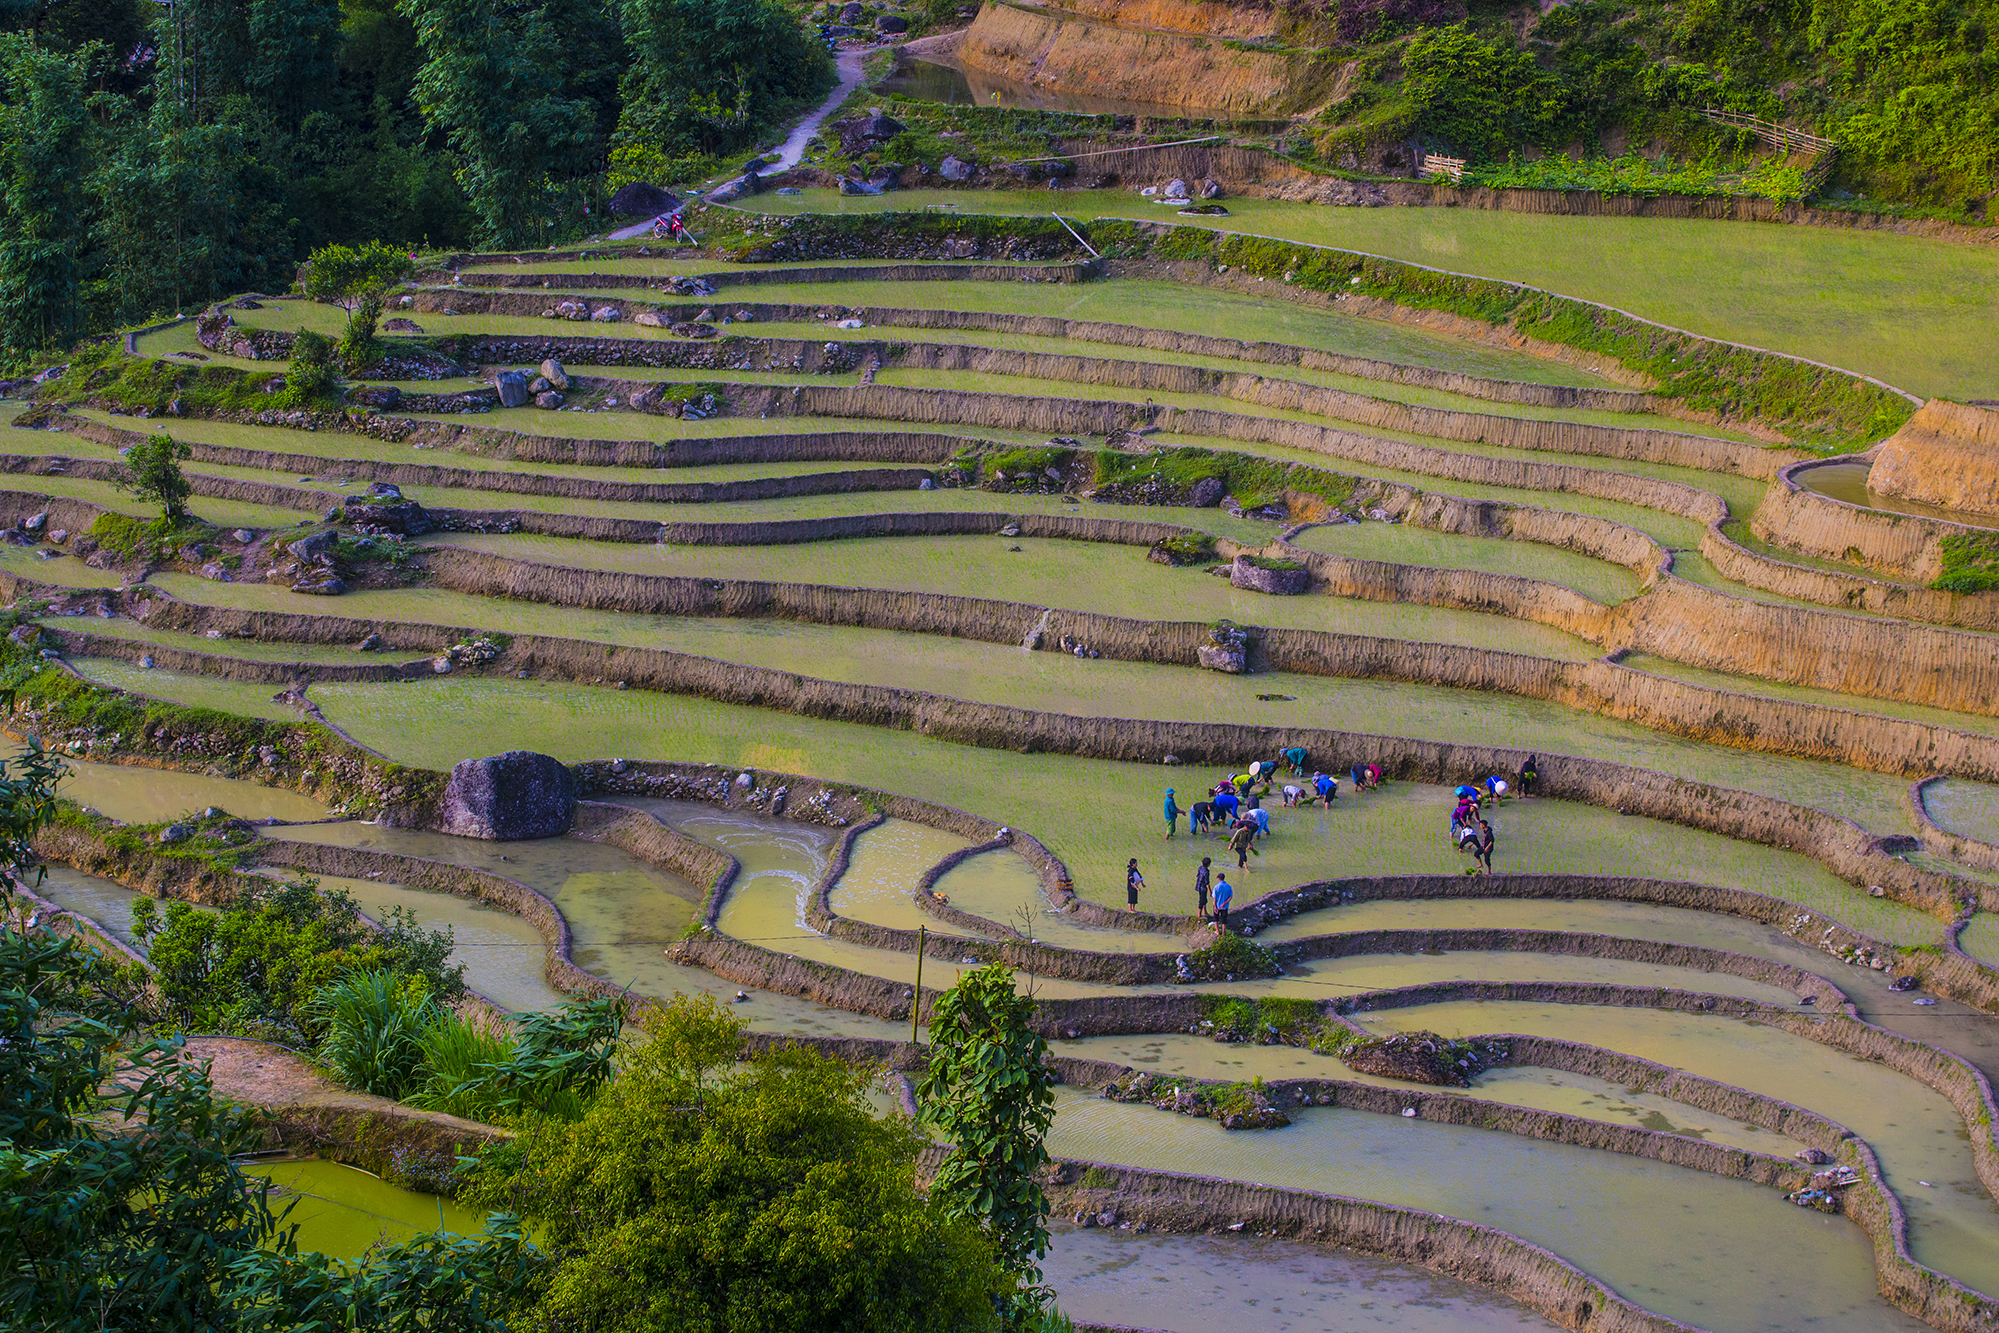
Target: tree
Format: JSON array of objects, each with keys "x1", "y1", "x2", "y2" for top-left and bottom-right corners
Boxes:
[
  {"x1": 613, "y1": 0, "x2": 831, "y2": 166},
  {"x1": 116, "y1": 433, "x2": 194, "y2": 524},
  {"x1": 1403, "y1": 25, "x2": 1574, "y2": 162},
  {"x1": 302, "y1": 239, "x2": 413, "y2": 364},
  {"x1": 399, "y1": 0, "x2": 605, "y2": 247},
  {"x1": 466, "y1": 993, "x2": 1008, "y2": 1333},
  {"x1": 0, "y1": 35, "x2": 93, "y2": 364},
  {"x1": 916, "y1": 963, "x2": 1058, "y2": 1324}
]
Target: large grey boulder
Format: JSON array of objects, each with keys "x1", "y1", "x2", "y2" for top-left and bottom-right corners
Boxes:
[
  {"x1": 439, "y1": 751, "x2": 576, "y2": 840},
  {"x1": 494, "y1": 370, "x2": 530, "y2": 408},
  {"x1": 939, "y1": 154, "x2": 974, "y2": 181},
  {"x1": 1231, "y1": 555, "x2": 1311, "y2": 595}
]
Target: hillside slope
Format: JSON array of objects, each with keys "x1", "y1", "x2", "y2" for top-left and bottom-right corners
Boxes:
[{"x1": 951, "y1": 0, "x2": 1998, "y2": 212}]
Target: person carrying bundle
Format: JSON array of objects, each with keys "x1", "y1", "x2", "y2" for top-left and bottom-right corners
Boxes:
[{"x1": 1282, "y1": 746, "x2": 1310, "y2": 776}]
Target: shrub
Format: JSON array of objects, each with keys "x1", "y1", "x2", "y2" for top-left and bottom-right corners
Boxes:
[{"x1": 133, "y1": 876, "x2": 463, "y2": 1046}]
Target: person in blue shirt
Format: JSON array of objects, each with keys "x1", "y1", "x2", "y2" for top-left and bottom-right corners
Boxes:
[
  {"x1": 1163, "y1": 789, "x2": 1182, "y2": 838},
  {"x1": 1212, "y1": 874, "x2": 1234, "y2": 925},
  {"x1": 1313, "y1": 771, "x2": 1337, "y2": 805}
]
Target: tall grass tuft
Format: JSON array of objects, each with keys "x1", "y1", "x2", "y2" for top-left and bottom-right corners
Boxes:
[
  {"x1": 315, "y1": 970, "x2": 436, "y2": 1099},
  {"x1": 408, "y1": 1011, "x2": 515, "y2": 1119}
]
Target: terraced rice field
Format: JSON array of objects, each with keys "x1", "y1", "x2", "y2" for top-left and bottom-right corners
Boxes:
[{"x1": 17, "y1": 219, "x2": 1999, "y2": 1333}]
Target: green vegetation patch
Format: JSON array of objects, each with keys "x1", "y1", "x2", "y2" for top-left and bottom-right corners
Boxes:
[
  {"x1": 87, "y1": 513, "x2": 220, "y2": 564},
  {"x1": 1091, "y1": 444, "x2": 1361, "y2": 512},
  {"x1": 1932, "y1": 533, "x2": 1999, "y2": 593},
  {"x1": 1180, "y1": 931, "x2": 1283, "y2": 983},
  {"x1": 37, "y1": 342, "x2": 339, "y2": 416}
]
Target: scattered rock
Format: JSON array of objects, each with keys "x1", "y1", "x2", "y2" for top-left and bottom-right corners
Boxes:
[
  {"x1": 1795, "y1": 1148, "x2": 1833, "y2": 1165},
  {"x1": 356, "y1": 633, "x2": 382, "y2": 652},
  {"x1": 349, "y1": 385, "x2": 403, "y2": 409},
  {"x1": 834, "y1": 108, "x2": 904, "y2": 156},
  {"x1": 47, "y1": 530, "x2": 65, "y2": 543},
  {"x1": 1189, "y1": 475, "x2": 1226, "y2": 508},
  {"x1": 876, "y1": 13, "x2": 906, "y2": 31},
  {"x1": 232, "y1": 529, "x2": 256, "y2": 543},
  {"x1": 1164, "y1": 178, "x2": 1189, "y2": 199},
  {"x1": 534, "y1": 391, "x2": 565, "y2": 409},
  {"x1": 23, "y1": 512, "x2": 44, "y2": 531},
  {"x1": 939, "y1": 155, "x2": 975, "y2": 181},
  {"x1": 383, "y1": 318, "x2": 423, "y2": 333},
  {"x1": 539, "y1": 359, "x2": 571, "y2": 390},
  {"x1": 671, "y1": 321, "x2": 718, "y2": 339},
  {"x1": 634, "y1": 310, "x2": 665, "y2": 327},
  {"x1": 345, "y1": 498, "x2": 433, "y2": 536},
  {"x1": 289, "y1": 530, "x2": 337, "y2": 563},
  {"x1": 158, "y1": 823, "x2": 191, "y2": 844},
  {"x1": 438, "y1": 750, "x2": 577, "y2": 840},
  {"x1": 1343, "y1": 1031, "x2": 1494, "y2": 1087},
  {"x1": 590, "y1": 306, "x2": 622, "y2": 322},
  {"x1": 198, "y1": 562, "x2": 232, "y2": 582},
  {"x1": 290, "y1": 577, "x2": 348, "y2": 596},
  {"x1": 838, "y1": 176, "x2": 884, "y2": 196}
]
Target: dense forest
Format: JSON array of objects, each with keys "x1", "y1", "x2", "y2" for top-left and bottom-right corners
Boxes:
[{"x1": 0, "y1": 0, "x2": 830, "y2": 363}]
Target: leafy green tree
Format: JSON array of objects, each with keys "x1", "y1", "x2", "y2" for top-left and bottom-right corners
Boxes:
[
  {"x1": 399, "y1": 0, "x2": 604, "y2": 247},
  {"x1": 302, "y1": 238, "x2": 414, "y2": 301},
  {"x1": 613, "y1": 0, "x2": 832, "y2": 164},
  {"x1": 1403, "y1": 24, "x2": 1574, "y2": 161},
  {"x1": 0, "y1": 35, "x2": 92, "y2": 364},
  {"x1": 916, "y1": 963, "x2": 1058, "y2": 1322},
  {"x1": 467, "y1": 993, "x2": 1008, "y2": 1333},
  {"x1": 133, "y1": 875, "x2": 463, "y2": 1044},
  {"x1": 117, "y1": 433, "x2": 194, "y2": 524},
  {"x1": 303, "y1": 239, "x2": 412, "y2": 363}
]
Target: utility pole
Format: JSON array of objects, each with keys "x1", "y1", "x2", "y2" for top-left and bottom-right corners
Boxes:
[{"x1": 910, "y1": 924, "x2": 925, "y2": 1047}]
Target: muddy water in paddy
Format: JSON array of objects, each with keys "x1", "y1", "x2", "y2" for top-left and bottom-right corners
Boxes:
[
  {"x1": 1040, "y1": 1220, "x2": 1564, "y2": 1332},
  {"x1": 1923, "y1": 776, "x2": 1999, "y2": 844},
  {"x1": 1797, "y1": 462, "x2": 1999, "y2": 532},
  {"x1": 4, "y1": 749, "x2": 331, "y2": 825},
  {"x1": 33, "y1": 864, "x2": 173, "y2": 950},
  {"x1": 932, "y1": 847, "x2": 1177, "y2": 953},
  {"x1": 1361, "y1": 1000, "x2": 1999, "y2": 1298},
  {"x1": 1050, "y1": 1092, "x2": 1927, "y2": 1333},
  {"x1": 824, "y1": 817, "x2": 983, "y2": 935}
]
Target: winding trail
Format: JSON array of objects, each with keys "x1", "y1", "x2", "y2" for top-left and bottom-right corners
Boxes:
[{"x1": 609, "y1": 48, "x2": 868, "y2": 241}]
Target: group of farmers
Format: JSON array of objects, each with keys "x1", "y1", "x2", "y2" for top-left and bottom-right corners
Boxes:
[{"x1": 1127, "y1": 749, "x2": 1545, "y2": 921}]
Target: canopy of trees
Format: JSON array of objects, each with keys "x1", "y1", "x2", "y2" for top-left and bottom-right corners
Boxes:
[{"x1": 0, "y1": 0, "x2": 831, "y2": 363}]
